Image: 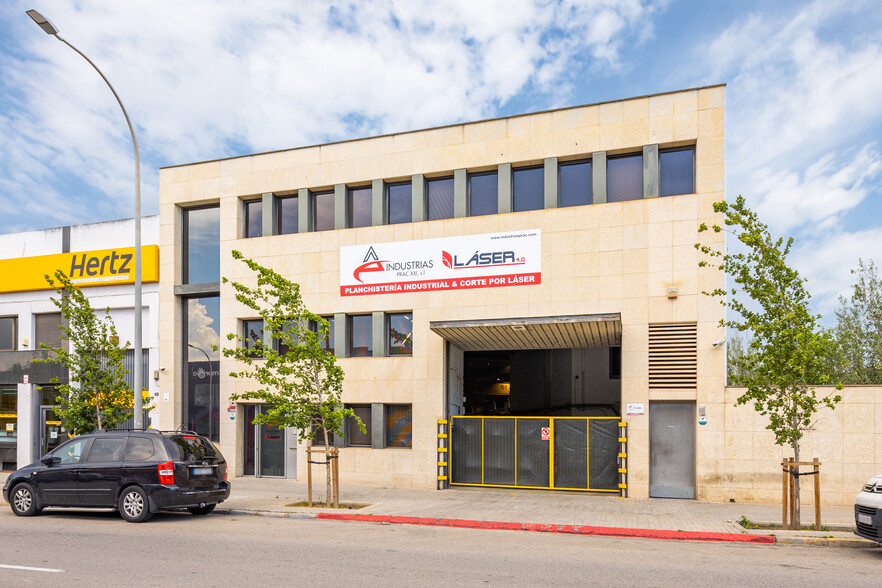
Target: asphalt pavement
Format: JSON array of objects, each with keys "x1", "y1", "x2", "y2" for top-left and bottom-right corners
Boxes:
[{"x1": 2, "y1": 471, "x2": 876, "y2": 547}]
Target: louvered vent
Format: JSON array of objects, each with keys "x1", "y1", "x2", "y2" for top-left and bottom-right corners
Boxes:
[{"x1": 648, "y1": 323, "x2": 697, "y2": 389}]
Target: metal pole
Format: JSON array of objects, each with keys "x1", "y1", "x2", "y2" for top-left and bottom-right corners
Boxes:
[{"x1": 27, "y1": 11, "x2": 143, "y2": 429}]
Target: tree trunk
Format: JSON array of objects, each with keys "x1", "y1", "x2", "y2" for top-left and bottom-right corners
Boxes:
[{"x1": 793, "y1": 436, "x2": 801, "y2": 530}]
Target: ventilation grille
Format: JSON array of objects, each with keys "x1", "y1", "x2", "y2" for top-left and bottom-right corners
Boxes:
[{"x1": 648, "y1": 323, "x2": 697, "y2": 389}]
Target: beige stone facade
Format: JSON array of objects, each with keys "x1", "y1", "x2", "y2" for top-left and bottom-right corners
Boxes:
[{"x1": 159, "y1": 85, "x2": 728, "y2": 498}]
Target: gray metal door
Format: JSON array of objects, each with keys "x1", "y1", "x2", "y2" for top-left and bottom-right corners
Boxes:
[{"x1": 649, "y1": 402, "x2": 695, "y2": 498}]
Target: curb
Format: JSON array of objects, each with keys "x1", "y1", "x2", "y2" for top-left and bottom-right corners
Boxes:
[
  {"x1": 774, "y1": 536, "x2": 879, "y2": 548},
  {"x1": 315, "y1": 513, "x2": 776, "y2": 544}
]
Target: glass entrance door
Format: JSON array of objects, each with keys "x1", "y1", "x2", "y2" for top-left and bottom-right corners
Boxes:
[
  {"x1": 241, "y1": 405, "x2": 286, "y2": 477},
  {"x1": 41, "y1": 407, "x2": 65, "y2": 456}
]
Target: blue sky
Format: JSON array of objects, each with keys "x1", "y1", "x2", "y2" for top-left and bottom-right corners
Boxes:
[{"x1": 0, "y1": 0, "x2": 879, "y2": 323}]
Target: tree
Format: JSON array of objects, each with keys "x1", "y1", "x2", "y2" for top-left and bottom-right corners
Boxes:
[
  {"x1": 725, "y1": 332, "x2": 755, "y2": 385},
  {"x1": 696, "y1": 195, "x2": 841, "y2": 528},
  {"x1": 36, "y1": 270, "x2": 137, "y2": 434},
  {"x1": 832, "y1": 259, "x2": 882, "y2": 384},
  {"x1": 221, "y1": 250, "x2": 363, "y2": 506}
]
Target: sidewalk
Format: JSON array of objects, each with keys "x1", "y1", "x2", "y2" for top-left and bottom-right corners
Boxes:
[{"x1": 2, "y1": 471, "x2": 877, "y2": 547}]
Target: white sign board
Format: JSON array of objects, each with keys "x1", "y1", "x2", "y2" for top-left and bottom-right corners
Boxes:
[
  {"x1": 340, "y1": 229, "x2": 542, "y2": 296},
  {"x1": 626, "y1": 403, "x2": 645, "y2": 415}
]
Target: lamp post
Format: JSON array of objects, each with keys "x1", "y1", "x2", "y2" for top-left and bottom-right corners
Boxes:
[{"x1": 27, "y1": 9, "x2": 144, "y2": 429}]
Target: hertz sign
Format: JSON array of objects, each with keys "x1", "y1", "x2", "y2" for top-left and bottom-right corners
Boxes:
[{"x1": 0, "y1": 245, "x2": 159, "y2": 294}]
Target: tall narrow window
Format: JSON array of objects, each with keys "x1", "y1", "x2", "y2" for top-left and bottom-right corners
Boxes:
[
  {"x1": 349, "y1": 315, "x2": 372, "y2": 357},
  {"x1": 388, "y1": 313, "x2": 413, "y2": 356},
  {"x1": 512, "y1": 166, "x2": 544, "y2": 212},
  {"x1": 427, "y1": 176, "x2": 454, "y2": 221},
  {"x1": 660, "y1": 147, "x2": 695, "y2": 197},
  {"x1": 244, "y1": 199, "x2": 262, "y2": 238},
  {"x1": 34, "y1": 312, "x2": 65, "y2": 351},
  {"x1": 185, "y1": 296, "x2": 220, "y2": 441},
  {"x1": 385, "y1": 405, "x2": 412, "y2": 448},
  {"x1": 183, "y1": 205, "x2": 220, "y2": 284},
  {"x1": 387, "y1": 182, "x2": 412, "y2": 225},
  {"x1": 313, "y1": 190, "x2": 335, "y2": 232},
  {"x1": 310, "y1": 316, "x2": 335, "y2": 355},
  {"x1": 607, "y1": 154, "x2": 643, "y2": 203},
  {"x1": 0, "y1": 387, "x2": 17, "y2": 445},
  {"x1": 0, "y1": 317, "x2": 16, "y2": 351},
  {"x1": 243, "y1": 319, "x2": 264, "y2": 358},
  {"x1": 468, "y1": 172, "x2": 497, "y2": 216},
  {"x1": 348, "y1": 186, "x2": 372, "y2": 228},
  {"x1": 559, "y1": 160, "x2": 591, "y2": 207},
  {"x1": 277, "y1": 195, "x2": 299, "y2": 235},
  {"x1": 346, "y1": 405, "x2": 372, "y2": 446}
]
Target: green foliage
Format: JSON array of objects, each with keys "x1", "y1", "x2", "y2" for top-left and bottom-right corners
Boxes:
[
  {"x1": 35, "y1": 270, "x2": 136, "y2": 435},
  {"x1": 696, "y1": 196, "x2": 841, "y2": 453},
  {"x1": 726, "y1": 332, "x2": 755, "y2": 385},
  {"x1": 221, "y1": 250, "x2": 364, "y2": 448},
  {"x1": 831, "y1": 259, "x2": 882, "y2": 384}
]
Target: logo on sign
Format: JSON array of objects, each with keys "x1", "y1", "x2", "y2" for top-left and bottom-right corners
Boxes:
[{"x1": 541, "y1": 427, "x2": 550, "y2": 441}]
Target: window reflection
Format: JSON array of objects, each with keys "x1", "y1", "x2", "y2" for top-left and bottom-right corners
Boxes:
[
  {"x1": 388, "y1": 313, "x2": 413, "y2": 355},
  {"x1": 349, "y1": 315, "x2": 372, "y2": 357},
  {"x1": 184, "y1": 206, "x2": 220, "y2": 284},
  {"x1": 313, "y1": 191, "x2": 335, "y2": 232},
  {"x1": 277, "y1": 195, "x2": 298, "y2": 235},
  {"x1": 387, "y1": 182, "x2": 412, "y2": 225},
  {"x1": 185, "y1": 296, "x2": 220, "y2": 442},
  {"x1": 244, "y1": 199, "x2": 262, "y2": 238},
  {"x1": 349, "y1": 186, "x2": 372, "y2": 228},
  {"x1": 385, "y1": 405, "x2": 412, "y2": 448}
]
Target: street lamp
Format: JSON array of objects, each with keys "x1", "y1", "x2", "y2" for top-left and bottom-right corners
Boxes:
[{"x1": 27, "y1": 9, "x2": 144, "y2": 429}]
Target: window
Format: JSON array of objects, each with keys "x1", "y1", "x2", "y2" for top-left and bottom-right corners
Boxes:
[
  {"x1": 386, "y1": 182, "x2": 412, "y2": 225},
  {"x1": 243, "y1": 319, "x2": 264, "y2": 358},
  {"x1": 388, "y1": 313, "x2": 413, "y2": 356},
  {"x1": 51, "y1": 437, "x2": 90, "y2": 464},
  {"x1": 124, "y1": 348, "x2": 150, "y2": 392},
  {"x1": 348, "y1": 186, "x2": 372, "y2": 228},
  {"x1": 607, "y1": 154, "x2": 643, "y2": 203},
  {"x1": 560, "y1": 160, "x2": 591, "y2": 207},
  {"x1": 185, "y1": 296, "x2": 220, "y2": 442},
  {"x1": 85, "y1": 437, "x2": 126, "y2": 463},
  {"x1": 310, "y1": 425, "x2": 334, "y2": 447},
  {"x1": 349, "y1": 315, "x2": 372, "y2": 357},
  {"x1": 313, "y1": 190, "x2": 335, "y2": 232},
  {"x1": 385, "y1": 405, "x2": 412, "y2": 448},
  {"x1": 277, "y1": 195, "x2": 299, "y2": 235},
  {"x1": 347, "y1": 405, "x2": 372, "y2": 446},
  {"x1": 468, "y1": 171, "x2": 497, "y2": 216},
  {"x1": 0, "y1": 387, "x2": 16, "y2": 443},
  {"x1": 0, "y1": 317, "x2": 16, "y2": 351},
  {"x1": 427, "y1": 176, "x2": 454, "y2": 221},
  {"x1": 276, "y1": 318, "x2": 298, "y2": 357},
  {"x1": 660, "y1": 147, "x2": 695, "y2": 196},
  {"x1": 183, "y1": 205, "x2": 220, "y2": 284},
  {"x1": 512, "y1": 166, "x2": 544, "y2": 212},
  {"x1": 309, "y1": 316, "x2": 335, "y2": 355},
  {"x1": 124, "y1": 437, "x2": 157, "y2": 461},
  {"x1": 34, "y1": 312, "x2": 64, "y2": 351},
  {"x1": 244, "y1": 199, "x2": 262, "y2": 238}
]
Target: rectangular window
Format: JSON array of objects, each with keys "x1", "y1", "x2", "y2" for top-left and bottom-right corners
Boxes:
[
  {"x1": 349, "y1": 314, "x2": 372, "y2": 357},
  {"x1": 386, "y1": 182, "x2": 412, "y2": 225},
  {"x1": 183, "y1": 205, "x2": 220, "y2": 284},
  {"x1": 427, "y1": 176, "x2": 455, "y2": 221},
  {"x1": 659, "y1": 147, "x2": 695, "y2": 197},
  {"x1": 0, "y1": 317, "x2": 16, "y2": 351},
  {"x1": 607, "y1": 154, "x2": 643, "y2": 203},
  {"x1": 309, "y1": 316, "x2": 335, "y2": 355},
  {"x1": 0, "y1": 387, "x2": 16, "y2": 443},
  {"x1": 313, "y1": 190, "x2": 335, "y2": 232},
  {"x1": 310, "y1": 425, "x2": 334, "y2": 447},
  {"x1": 277, "y1": 195, "x2": 299, "y2": 235},
  {"x1": 385, "y1": 404, "x2": 412, "y2": 448},
  {"x1": 244, "y1": 199, "x2": 262, "y2": 238},
  {"x1": 243, "y1": 319, "x2": 264, "y2": 358},
  {"x1": 512, "y1": 166, "x2": 544, "y2": 212},
  {"x1": 34, "y1": 312, "x2": 64, "y2": 350},
  {"x1": 388, "y1": 313, "x2": 413, "y2": 356},
  {"x1": 468, "y1": 171, "x2": 497, "y2": 217},
  {"x1": 123, "y1": 348, "x2": 150, "y2": 391},
  {"x1": 185, "y1": 296, "x2": 220, "y2": 442},
  {"x1": 276, "y1": 318, "x2": 298, "y2": 357},
  {"x1": 347, "y1": 405, "x2": 372, "y2": 447},
  {"x1": 559, "y1": 160, "x2": 591, "y2": 207},
  {"x1": 348, "y1": 186, "x2": 373, "y2": 228}
]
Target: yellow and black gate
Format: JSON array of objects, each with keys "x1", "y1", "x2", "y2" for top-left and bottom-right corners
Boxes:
[{"x1": 442, "y1": 416, "x2": 625, "y2": 493}]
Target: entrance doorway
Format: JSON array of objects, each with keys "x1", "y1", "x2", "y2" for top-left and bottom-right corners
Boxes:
[
  {"x1": 242, "y1": 405, "x2": 287, "y2": 477},
  {"x1": 649, "y1": 401, "x2": 696, "y2": 498},
  {"x1": 41, "y1": 406, "x2": 65, "y2": 456}
]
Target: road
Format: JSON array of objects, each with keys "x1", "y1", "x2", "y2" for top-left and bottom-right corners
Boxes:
[{"x1": 1, "y1": 509, "x2": 880, "y2": 586}]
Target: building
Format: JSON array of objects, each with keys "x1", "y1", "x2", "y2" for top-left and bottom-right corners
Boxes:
[
  {"x1": 0, "y1": 217, "x2": 160, "y2": 470},
  {"x1": 158, "y1": 85, "x2": 727, "y2": 500}
]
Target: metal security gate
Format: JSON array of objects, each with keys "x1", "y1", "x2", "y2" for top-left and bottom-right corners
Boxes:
[{"x1": 448, "y1": 416, "x2": 623, "y2": 492}]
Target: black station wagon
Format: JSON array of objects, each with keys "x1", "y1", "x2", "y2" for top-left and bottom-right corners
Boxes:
[{"x1": 2, "y1": 429, "x2": 230, "y2": 522}]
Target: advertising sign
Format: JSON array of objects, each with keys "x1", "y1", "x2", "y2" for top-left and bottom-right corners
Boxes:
[
  {"x1": 340, "y1": 229, "x2": 541, "y2": 296},
  {"x1": 626, "y1": 403, "x2": 645, "y2": 415}
]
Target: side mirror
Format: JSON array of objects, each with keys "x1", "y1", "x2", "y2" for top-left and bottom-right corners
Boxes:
[{"x1": 40, "y1": 455, "x2": 61, "y2": 466}]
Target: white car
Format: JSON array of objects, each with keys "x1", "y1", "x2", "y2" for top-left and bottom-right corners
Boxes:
[{"x1": 855, "y1": 474, "x2": 882, "y2": 543}]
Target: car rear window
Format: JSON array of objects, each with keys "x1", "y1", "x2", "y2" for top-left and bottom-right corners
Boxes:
[{"x1": 168, "y1": 435, "x2": 219, "y2": 462}]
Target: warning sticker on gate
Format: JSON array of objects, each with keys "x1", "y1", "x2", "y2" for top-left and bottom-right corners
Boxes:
[{"x1": 541, "y1": 427, "x2": 550, "y2": 440}]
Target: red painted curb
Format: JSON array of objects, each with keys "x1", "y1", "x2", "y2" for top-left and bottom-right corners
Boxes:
[{"x1": 315, "y1": 513, "x2": 775, "y2": 544}]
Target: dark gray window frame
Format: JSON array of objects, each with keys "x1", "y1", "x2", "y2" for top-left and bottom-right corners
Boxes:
[
  {"x1": 659, "y1": 145, "x2": 696, "y2": 197},
  {"x1": 0, "y1": 316, "x2": 17, "y2": 351},
  {"x1": 512, "y1": 165, "x2": 545, "y2": 213},
  {"x1": 243, "y1": 198, "x2": 263, "y2": 238},
  {"x1": 347, "y1": 185, "x2": 373, "y2": 229},
  {"x1": 558, "y1": 158, "x2": 592, "y2": 208},
  {"x1": 276, "y1": 193, "x2": 299, "y2": 235},
  {"x1": 181, "y1": 203, "x2": 220, "y2": 286},
  {"x1": 385, "y1": 180, "x2": 413, "y2": 225}
]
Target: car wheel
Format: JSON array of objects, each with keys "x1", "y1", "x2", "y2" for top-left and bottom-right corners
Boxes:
[
  {"x1": 118, "y1": 486, "x2": 153, "y2": 523},
  {"x1": 10, "y1": 483, "x2": 40, "y2": 517},
  {"x1": 187, "y1": 503, "x2": 217, "y2": 516}
]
